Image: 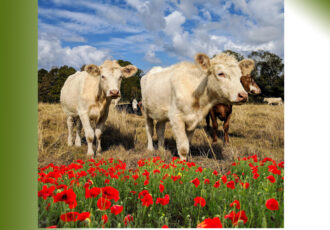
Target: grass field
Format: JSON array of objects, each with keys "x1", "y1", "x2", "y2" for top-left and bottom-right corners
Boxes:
[{"x1": 38, "y1": 103, "x2": 283, "y2": 173}]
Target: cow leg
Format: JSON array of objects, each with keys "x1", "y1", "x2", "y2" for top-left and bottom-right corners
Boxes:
[
  {"x1": 66, "y1": 116, "x2": 74, "y2": 146},
  {"x1": 170, "y1": 118, "x2": 189, "y2": 161},
  {"x1": 75, "y1": 118, "x2": 82, "y2": 147},
  {"x1": 95, "y1": 109, "x2": 109, "y2": 155},
  {"x1": 145, "y1": 116, "x2": 154, "y2": 151},
  {"x1": 223, "y1": 113, "x2": 232, "y2": 145},
  {"x1": 205, "y1": 112, "x2": 210, "y2": 128},
  {"x1": 79, "y1": 113, "x2": 94, "y2": 156},
  {"x1": 210, "y1": 110, "x2": 218, "y2": 143},
  {"x1": 156, "y1": 121, "x2": 166, "y2": 150}
]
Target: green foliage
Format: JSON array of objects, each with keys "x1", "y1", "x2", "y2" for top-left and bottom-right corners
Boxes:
[{"x1": 38, "y1": 66, "x2": 76, "y2": 103}]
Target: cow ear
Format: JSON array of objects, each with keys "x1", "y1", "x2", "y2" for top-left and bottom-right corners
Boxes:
[
  {"x1": 85, "y1": 64, "x2": 101, "y2": 77},
  {"x1": 195, "y1": 53, "x2": 211, "y2": 72},
  {"x1": 121, "y1": 65, "x2": 138, "y2": 78},
  {"x1": 239, "y1": 59, "x2": 255, "y2": 75}
]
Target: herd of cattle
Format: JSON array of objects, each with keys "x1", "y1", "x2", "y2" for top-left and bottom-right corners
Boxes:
[{"x1": 60, "y1": 52, "x2": 282, "y2": 160}]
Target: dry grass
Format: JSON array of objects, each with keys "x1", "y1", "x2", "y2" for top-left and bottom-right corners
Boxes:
[{"x1": 38, "y1": 103, "x2": 283, "y2": 172}]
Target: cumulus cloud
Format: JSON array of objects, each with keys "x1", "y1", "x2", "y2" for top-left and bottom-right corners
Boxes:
[{"x1": 38, "y1": 33, "x2": 111, "y2": 70}]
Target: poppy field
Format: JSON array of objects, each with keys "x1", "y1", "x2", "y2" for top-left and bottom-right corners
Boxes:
[{"x1": 38, "y1": 155, "x2": 284, "y2": 228}]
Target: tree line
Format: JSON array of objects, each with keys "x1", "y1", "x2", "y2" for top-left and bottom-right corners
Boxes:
[{"x1": 38, "y1": 50, "x2": 284, "y2": 103}]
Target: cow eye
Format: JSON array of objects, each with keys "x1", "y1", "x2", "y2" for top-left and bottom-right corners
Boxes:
[
  {"x1": 101, "y1": 75, "x2": 106, "y2": 79},
  {"x1": 218, "y1": 72, "x2": 225, "y2": 77}
]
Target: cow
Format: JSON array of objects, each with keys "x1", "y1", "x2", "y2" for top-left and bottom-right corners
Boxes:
[
  {"x1": 206, "y1": 59, "x2": 261, "y2": 144},
  {"x1": 60, "y1": 60, "x2": 138, "y2": 156},
  {"x1": 115, "y1": 98, "x2": 142, "y2": 115},
  {"x1": 263, "y1": 97, "x2": 283, "y2": 105},
  {"x1": 141, "y1": 52, "x2": 252, "y2": 160}
]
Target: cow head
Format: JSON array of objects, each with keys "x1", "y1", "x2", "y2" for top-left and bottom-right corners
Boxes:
[
  {"x1": 195, "y1": 53, "x2": 248, "y2": 104},
  {"x1": 93, "y1": 60, "x2": 137, "y2": 99},
  {"x1": 239, "y1": 59, "x2": 261, "y2": 95}
]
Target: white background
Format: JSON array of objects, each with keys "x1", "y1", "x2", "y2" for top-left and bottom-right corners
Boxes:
[{"x1": 286, "y1": 1, "x2": 330, "y2": 229}]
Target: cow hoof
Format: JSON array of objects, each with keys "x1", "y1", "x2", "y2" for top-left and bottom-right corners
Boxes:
[
  {"x1": 96, "y1": 153, "x2": 102, "y2": 158},
  {"x1": 87, "y1": 152, "x2": 94, "y2": 158}
]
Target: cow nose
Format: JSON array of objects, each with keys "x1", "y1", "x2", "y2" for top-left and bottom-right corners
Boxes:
[
  {"x1": 109, "y1": 90, "x2": 119, "y2": 96},
  {"x1": 237, "y1": 92, "x2": 248, "y2": 102}
]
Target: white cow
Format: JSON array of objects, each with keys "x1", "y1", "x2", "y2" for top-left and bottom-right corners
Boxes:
[
  {"x1": 263, "y1": 97, "x2": 283, "y2": 105},
  {"x1": 60, "y1": 60, "x2": 137, "y2": 156},
  {"x1": 132, "y1": 98, "x2": 138, "y2": 113},
  {"x1": 141, "y1": 52, "x2": 250, "y2": 160}
]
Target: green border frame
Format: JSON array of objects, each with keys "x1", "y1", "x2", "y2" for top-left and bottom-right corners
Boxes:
[{"x1": 0, "y1": 0, "x2": 329, "y2": 229}]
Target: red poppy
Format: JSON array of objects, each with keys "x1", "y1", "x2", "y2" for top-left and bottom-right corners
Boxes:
[
  {"x1": 213, "y1": 170, "x2": 218, "y2": 176},
  {"x1": 265, "y1": 198, "x2": 279, "y2": 210},
  {"x1": 266, "y1": 175, "x2": 276, "y2": 183},
  {"x1": 104, "y1": 179, "x2": 110, "y2": 184},
  {"x1": 86, "y1": 187, "x2": 101, "y2": 198},
  {"x1": 195, "y1": 167, "x2": 203, "y2": 173},
  {"x1": 111, "y1": 205, "x2": 124, "y2": 215},
  {"x1": 101, "y1": 186, "x2": 120, "y2": 202},
  {"x1": 213, "y1": 180, "x2": 220, "y2": 188},
  {"x1": 138, "y1": 190, "x2": 150, "y2": 199},
  {"x1": 124, "y1": 214, "x2": 134, "y2": 225},
  {"x1": 162, "y1": 225, "x2": 169, "y2": 228},
  {"x1": 226, "y1": 181, "x2": 235, "y2": 189},
  {"x1": 253, "y1": 173, "x2": 260, "y2": 179},
  {"x1": 60, "y1": 212, "x2": 79, "y2": 222},
  {"x1": 144, "y1": 179, "x2": 149, "y2": 186},
  {"x1": 153, "y1": 169, "x2": 161, "y2": 174},
  {"x1": 171, "y1": 175, "x2": 181, "y2": 181},
  {"x1": 268, "y1": 165, "x2": 282, "y2": 175},
  {"x1": 241, "y1": 182, "x2": 250, "y2": 189},
  {"x1": 278, "y1": 161, "x2": 284, "y2": 168},
  {"x1": 230, "y1": 200, "x2": 241, "y2": 209},
  {"x1": 224, "y1": 210, "x2": 248, "y2": 226},
  {"x1": 204, "y1": 179, "x2": 210, "y2": 184},
  {"x1": 46, "y1": 226, "x2": 57, "y2": 228},
  {"x1": 197, "y1": 217, "x2": 223, "y2": 228},
  {"x1": 38, "y1": 185, "x2": 56, "y2": 200},
  {"x1": 132, "y1": 174, "x2": 139, "y2": 180},
  {"x1": 156, "y1": 194, "x2": 170, "y2": 206},
  {"x1": 191, "y1": 178, "x2": 200, "y2": 188},
  {"x1": 97, "y1": 197, "x2": 111, "y2": 210},
  {"x1": 159, "y1": 184, "x2": 165, "y2": 193},
  {"x1": 102, "y1": 214, "x2": 108, "y2": 224},
  {"x1": 221, "y1": 175, "x2": 227, "y2": 184},
  {"x1": 77, "y1": 212, "x2": 90, "y2": 221},
  {"x1": 141, "y1": 193, "x2": 154, "y2": 207},
  {"x1": 194, "y1": 197, "x2": 206, "y2": 207},
  {"x1": 53, "y1": 188, "x2": 77, "y2": 209}
]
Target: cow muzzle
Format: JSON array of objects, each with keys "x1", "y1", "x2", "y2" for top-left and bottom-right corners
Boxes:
[
  {"x1": 108, "y1": 90, "x2": 120, "y2": 98},
  {"x1": 236, "y1": 92, "x2": 248, "y2": 103}
]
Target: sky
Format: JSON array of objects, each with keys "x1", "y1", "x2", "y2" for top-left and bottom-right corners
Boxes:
[{"x1": 38, "y1": 0, "x2": 284, "y2": 72}]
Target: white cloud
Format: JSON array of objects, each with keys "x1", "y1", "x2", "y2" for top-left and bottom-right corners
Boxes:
[
  {"x1": 144, "y1": 45, "x2": 162, "y2": 64},
  {"x1": 38, "y1": 33, "x2": 111, "y2": 70}
]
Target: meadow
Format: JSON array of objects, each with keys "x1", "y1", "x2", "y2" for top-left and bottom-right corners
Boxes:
[{"x1": 38, "y1": 102, "x2": 284, "y2": 173}]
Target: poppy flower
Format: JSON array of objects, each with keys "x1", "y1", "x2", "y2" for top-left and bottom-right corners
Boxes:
[
  {"x1": 97, "y1": 197, "x2": 111, "y2": 210},
  {"x1": 111, "y1": 205, "x2": 124, "y2": 215},
  {"x1": 213, "y1": 180, "x2": 220, "y2": 188},
  {"x1": 53, "y1": 188, "x2": 77, "y2": 209},
  {"x1": 224, "y1": 210, "x2": 248, "y2": 226},
  {"x1": 132, "y1": 174, "x2": 139, "y2": 180},
  {"x1": 104, "y1": 179, "x2": 110, "y2": 184},
  {"x1": 253, "y1": 173, "x2": 260, "y2": 179},
  {"x1": 265, "y1": 198, "x2": 279, "y2": 210},
  {"x1": 156, "y1": 194, "x2": 170, "y2": 206},
  {"x1": 38, "y1": 185, "x2": 55, "y2": 200},
  {"x1": 124, "y1": 214, "x2": 134, "y2": 225},
  {"x1": 266, "y1": 175, "x2": 276, "y2": 183},
  {"x1": 195, "y1": 167, "x2": 203, "y2": 173},
  {"x1": 204, "y1": 179, "x2": 210, "y2": 184},
  {"x1": 213, "y1": 170, "x2": 218, "y2": 176},
  {"x1": 46, "y1": 226, "x2": 57, "y2": 228},
  {"x1": 191, "y1": 178, "x2": 200, "y2": 188},
  {"x1": 230, "y1": 200, "x2": 241, "y2": 209},
  {"x1": 278, "y1": 161, "x2": 284, "y2": 168},
  {"x1": 102, "y1": 214, "x2": 108, "y2": 224},
  {"x1": 141, "y1": 193, "x2": 153, "y2": 207},
  {"x1": 144, "y1": 179, "x2": 149, "y2": 186},
  {"x1": 162, "y1": 225, "x2": 169, "y2": 228},
  {"x1": 241, "y1": 182, "x2": 250, "y2": 189},
  {"x1": 197, "y1": 217, "x2": 223, "y2": 228},
  {"x1": 77, "y1": 212, "x2": 90, "y2": 221},
  {"x1": 194, "y1": 197, "x2": 206, "y2": 207},
  {"x1": 226, "y1": 181, "x2": 235, "y2": 189},
  {"x1": 60, "y1": 212, "x2": 79, "y2": 222},
  {"x1": 86, "y1": 187, "x2": 100, "y2": 198},
  {"x1": 101, "y1": 186, "x2": 120, "y2": 201},
  {"x1": 153, "y1": 169, "x2": 160, "y2": 174},
  {"x1": 138, "y1": 190, "x2": 150, "y2": 199},
  {"x1": 221, "y1": 175, "x2": 227, "y2": 184},
  {"x1": 159, "y1": 184, "x2": 165, "y2": 193}
]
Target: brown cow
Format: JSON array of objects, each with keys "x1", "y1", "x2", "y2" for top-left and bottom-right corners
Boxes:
[{"x1": 206, "y1": 59, "x2": 261, "y2": 144}]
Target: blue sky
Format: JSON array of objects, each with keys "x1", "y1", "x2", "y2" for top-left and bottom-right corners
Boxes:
[{"x1": 38, "y1": 0, "x2": 284, "y2": 72}]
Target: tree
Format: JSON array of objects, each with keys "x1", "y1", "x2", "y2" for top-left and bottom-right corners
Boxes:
[{"x1": 223, "y1": 50, "x2": 244, "y2": 61}]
